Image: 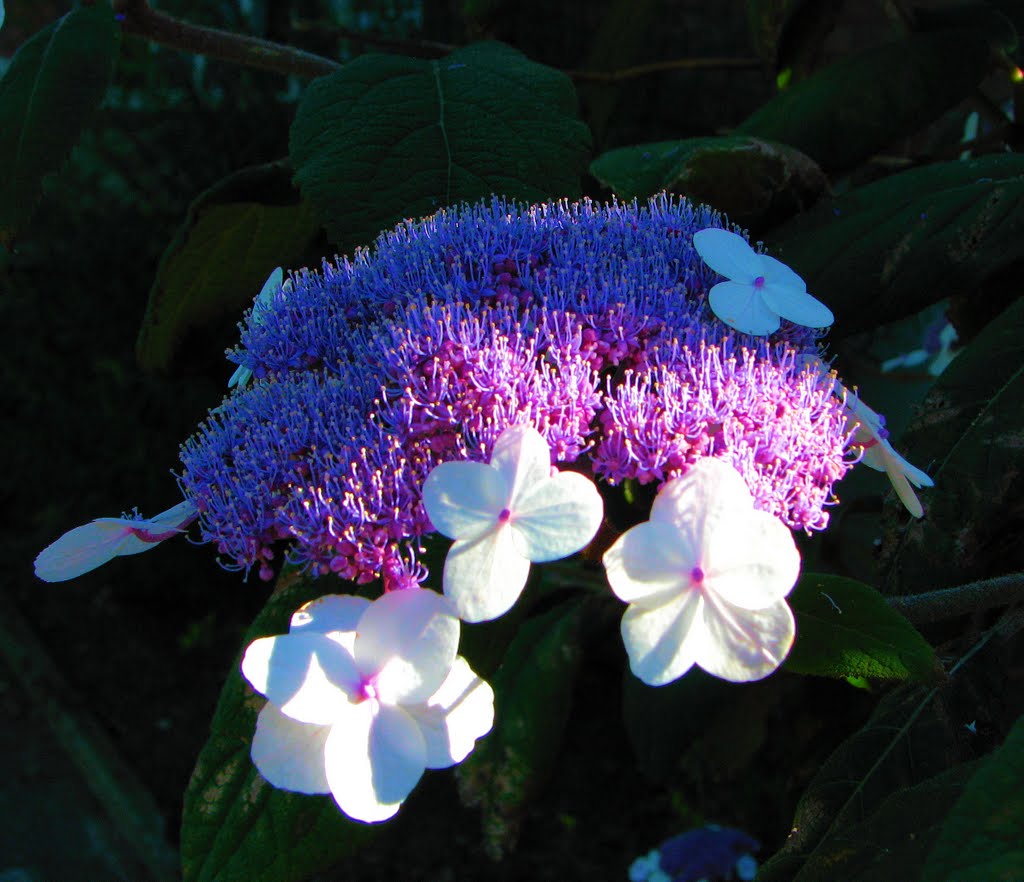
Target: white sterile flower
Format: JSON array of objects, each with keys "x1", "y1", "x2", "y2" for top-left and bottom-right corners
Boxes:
[
  {"x1": 693, "y1": 228, "x2": 834, "y2": 336},
  {"x1": 34, "y1": 500, "x2": 197, "y2": 582},
  {"x1": 241, "y1": 588, "x2": 494, "y2": 823},
  {"x1": 228, "y1": 267, "x2": 286, "y2": 389},
  {"x1": 421, "y1": 424, "x2": 604, "y2": 623},
  {"x1": 842, "y1": 388, "x2": 934, "y2": 518},
  {"x1": 603, "y1": 458, "x2": 799, "y2": 686}
]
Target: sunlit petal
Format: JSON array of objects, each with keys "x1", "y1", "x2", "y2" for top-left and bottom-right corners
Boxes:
[
  {"x1": 250, "y1": 703, "x2": 331, "y2": 794},
  {"x1": 512, "y1": 470, "x2": 603, "y2": 562},
  {"x1": 708, "y1": 281, "x2": 781, "y2": 336},
  {"x1": 442, "y1": 528, "x2": 530, "y2": 623},
  {"x1": 422, "y1": 461, "x2": 508, "y2": 540},
  {"x1": 603, "y1": 520, "x2": 695, "y2": 606},
  {"x1": 693, "y1": 228, "x2": 763, "y2": 282},
  {"x1": 696, "y1": 595, "x2": 795, "y2": 682},
  {"x1": 760, "y1": 281, "x2": 834, "y2": 329},
  {"x1": 620, "y1": 591, "x2": 703, "y2": 686}
]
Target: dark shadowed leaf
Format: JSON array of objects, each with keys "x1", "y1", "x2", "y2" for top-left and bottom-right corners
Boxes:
[
  {"x1": 922, "y1": 713, "x2": 1024, "y2": 882},
  {"x1": 136, "y1": 162, "x2": 321, "y2": 372},
  {"x1": 456, "y1": 597, "x2": 587, "y2": 858},
  {"x1": 289, "y1": 41, "x2": 591, "y2": 250},
  {"x1": 0, "y1": 5, "x2": 119, "y2": 245},
  {"x1": 784, "y1": 574, "x2": 940, "y2": 683},
  {"x1": 767, "y1": 155, "x2": 1024, "y2": 336},
  {"x1": 590, "y1": 135, "x2": 826, "y2": 230},
  {"x1": 735, "y1": 19, "x2": 1014, "y2": 171},
  {"x1": 181, "y1": 568, "x2": 375, "y2": 882}
]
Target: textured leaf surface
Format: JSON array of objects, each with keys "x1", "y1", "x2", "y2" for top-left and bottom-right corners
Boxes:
[
  {"x1": 290, "y1": 41, "x2": 591, "y2": 249},
  {"x1": 136, "y1": 162, "x2": 321, "y2": 372},
  {"x1": 736, "y1": 20, "x2": 1012, "y2": 170},
  {"x1": 0, "y1": 5, "x2": 119, "y2": 245},
  {"x1": 784, "y1": 575, "x2": 939, "y2": 682},
  {"x1": 768, "y1": 155, "x2": 1024, "y2": 336},
  {"x1": 922, "y1": 713, "x2": 1024, "y2": 882},
  {"x1": 456, "y1": 597, "x2": 586, "y2": 858},
  {"x1": 181, "y1": 568, "x2": 374, "y2": 882},
  {"x1": 590, "y1": 135, "x2": 825, "y2": 230}
]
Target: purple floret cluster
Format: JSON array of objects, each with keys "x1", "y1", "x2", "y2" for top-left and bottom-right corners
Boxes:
[{"x1": 178, "y1": 195, "x2": 854, "y2": 583}]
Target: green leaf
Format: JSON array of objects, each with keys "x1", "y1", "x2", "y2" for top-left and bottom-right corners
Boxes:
[
  {"x1": 881, "y1": 304, "x2": 1024, "y2": 594},
  {"x1": 784, "y1": 574, "x2": 940, "y2": 682},
  {"x1": 181, "y1": 568, "x2": 375, "y2": 882},
  {"x1": 289, "y1": 41, "x2": 591, "y2": 250},
  {"x1": 767, "y1": 155, "x2": 1024, "y2": 336},
  {"x1": 590, "y1": 135, "x2": 825, "y2": 230},
  {"x1": 136, "y1": 162, "x2": 321, "y2": 372},
  {"x1": 922, "y1": 713, "x2": 1024, "y2": 882},
  {"x1": 735, "y1": 21, "x2": 1013, "y2": 171},
  {"x1": 0, "y1": 5, "x2": 119, "y2": 245},
  {"x1": 456, "y1": 597, "x2": 588, "y2": 858}
]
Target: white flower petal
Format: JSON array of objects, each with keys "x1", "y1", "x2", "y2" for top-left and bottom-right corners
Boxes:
[
  {"x1": 650, "y1": 458, "x2": 754, "y2": 550},
  {"x1": 324, "y1": 702, "x2": 426, "y2": 823},
  {"x1": 708, "y1": 281, "x2": 781, "y2": 336},
  {"x1": 442, "y1": 527, "x2": 531, "y2": 623},
  {"x1": 34, "y1": 520, "x2": 135, "y2": 582},
  {"x1": 138, "y1": 500, "x2": 198, "y2": 536},
  {"x1": 696, "y1": 595, "x2": 795, "y2": 682},
  {"x1": 603, "y1": 520, "x2": 695, "y2": 606},
  {"x1": 693, "y1": 228, "x2": 763, "y2": 283},
  {"x1": 250, "y1": 702, "x2": 331, "y2": 794},
  {"x1": 760, "y1": 280, "x2": 834, "y2": 329},
  {"x1": 620, "y1": 590, "x2": 704, "y2": 686},
  {"x1": 289, "y1": 594, "x2": 369, "y2": 635},
  {"x1": 241, "y1": 632, "x2": 360, "y2": 725},
  {"x1": 511, "y1": 470, "x2": 603, "y2": 562},
  {"x1": 490, "y1": 424, "x2": 553, "y2": 503},
  {"x1": 355, "y1": 588, "x2": 459, "y2": 705},
  {"x1": 407, "y1": 656, "x2": 495, "y2": 768},
  {"x1": 422, "y1": 460, "x2": 509, "y2": 540}
]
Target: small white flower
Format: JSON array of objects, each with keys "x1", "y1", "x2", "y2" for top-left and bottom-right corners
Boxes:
[
  {"x1": 421, "y1": 424, "x2": 604, "y2": 623},
  {"x1": 693, "y1": 228, "x2": 834, "y2": 336},
  {"x1": 228, "y1": 267, "x2": 286, "y2": 389},
  {"x1": 842, "y1": 388, "x2": 934, "y2": 518},
  {"x1": 34, "y1": 500, "x2": 197, "y2": 582},
  {"x1": 241, "y1": 588, "x2": 494, "y2": 823},
  {"x1": 603, "y1": 458, "x2": 799, "y2": 685}
]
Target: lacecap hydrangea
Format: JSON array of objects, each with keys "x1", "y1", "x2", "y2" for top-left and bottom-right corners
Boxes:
[{"x1": 177, "y1": 195, "x2": 852, "y2": 585}]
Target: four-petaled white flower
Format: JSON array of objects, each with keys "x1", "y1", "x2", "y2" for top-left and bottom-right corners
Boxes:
[
  {"x1": 34, "y1": 500, "x2": 197, "y2": 582},
  {"x1": 842, "y1": 387, "x2": 934, "y2": 518},
  {"x1": 693, "y1": 228, "x2": 834, "y2": 336},
  {"x1": 241, "y1": 588, "x2": 494, "y2": 823},
  {"x1": 603, "y1": 458, "x2": 799, "y2": 685},
  {"x1": 421, "y1": 424, "x2": 604, "y2": 623},
  {"x1": 228, "y1": 267, "x2": 286, "y2": 389}
]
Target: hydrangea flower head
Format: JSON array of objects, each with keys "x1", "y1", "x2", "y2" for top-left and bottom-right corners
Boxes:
[
  {"x1": 241, "y1": 588, "x2": 494, "y2": 822},
  {"x1": 693, "y1": 228, "x2": 834, "y2": 335},
  {"x1": 629, "y1": 825, "x2": 760, "y2": 882},
  {"x1": 603, "y1": 457, "x2": 799, "y2": 685},
  {"x1": 228, "y1": 267, "x2": 286, "y2": 389},
  {"x1": 422, "y1": 424, "x2": 603, "y2": 622},
  {"x1": 34, "y1": 500, "x2": 197, "y2": 582}
]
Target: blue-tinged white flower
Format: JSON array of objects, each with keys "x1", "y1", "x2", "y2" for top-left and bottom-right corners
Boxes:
[
  {"x1": 421, "y1": 424, "x2": 604, "y2": 623},
  {"x1": 693, "y1": 228, "x2": 834, "y2": 336},
  {"x1": 632, "y1": 825, "x2": 761, "y2": 882},
  {"x1": 603, "y1": 458, "x2": 799, "y2": 685},
  {"x1": 241, "y1": 588, "x2": 494, "y2": 823},
  {"x1": 34, "y1": 500, "x2": 197, "y2": 582},
  {"x1": 842, "y1": 388, "x2": 934, "y2": 518},
  {"x1": 228, "y1": 267, "x2": 286, "y2": 389}
]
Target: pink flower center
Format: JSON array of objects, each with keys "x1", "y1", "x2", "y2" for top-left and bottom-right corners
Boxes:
[
  {"x1": 498, "y1": 508, "x2": 512, "y2": 523},
  {"x1": 753, "y1": 276, "x2": 765, "y2": 290},
  {"x1": 690, "y1": 566, "x2": 705, "y2": 585},
  {"x1": 358, "y1": 680, "x2": 379, "y2": 703}
]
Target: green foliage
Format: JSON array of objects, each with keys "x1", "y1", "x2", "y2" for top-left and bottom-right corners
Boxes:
[
  {"x1": 590, "y1": 135, "x2": 825, "y2": 230},
  {"x1": 768, "y1": 155, "x2": 1024, "y2": 336},
  {"x1": 135, "y1": 162, "x2": 321, "y2": 372},
  {"x1": 289, "y1": 41, "x2": 591, "y2": 251},
  {"x1": 736, "y1": 18, "x2": 1013, "y2": 170},
  {"x1": 180, "y1": 569, "x2": 375, "y2": 882},
  {"x1": 922, "y1": 713, "x2": 1024, "y2": 882},
  {"x1": 0, "y1": 5, "x2": 119, "y2": 246},
  {"x1": 784, "y1": 574, "x2": 940, "y2": 682}
]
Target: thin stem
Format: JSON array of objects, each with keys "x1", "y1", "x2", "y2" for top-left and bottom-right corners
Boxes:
[
  {"x1": 112, "y1": 0, "x2": 340, "y2": 79},
  {"x1": 886, "y1": 572, "x2": 1024, "y2": 626}
]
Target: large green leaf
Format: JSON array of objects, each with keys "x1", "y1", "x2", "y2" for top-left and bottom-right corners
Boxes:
[
  {"x1": 922, "y1": 713, "x2": 1024, "y2": 882},
  {"x1": 881, "y1": 297, "x2": 1024, "y2": 595},
  {"x1": 0, "y1": 5, "x2": 119, "y2": 245},
  {"x1": 767, "y1": 155, "x2": 1024, "y2": 336},
  {"x1": 735, "y1": 18, "x2": 1013, "y2": 171},
  {"x1": 181, "y1": 569, "x2": 375, "y2": 882},
  {"x1": 456, "y1": 597, "x2": 588, "y2": 858},
  {"x1": 590, "y1": 135, "x2": 825, "y2": 230},
  {"x1": 784, "y1": 574, "x2": 939, "y2": 683},
  {"x1": 136, "y1": 162, "x2": 321, "y2": 372},
  {"x1": 289, "y1": 41, "x2": 591, "y2": 250}
]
